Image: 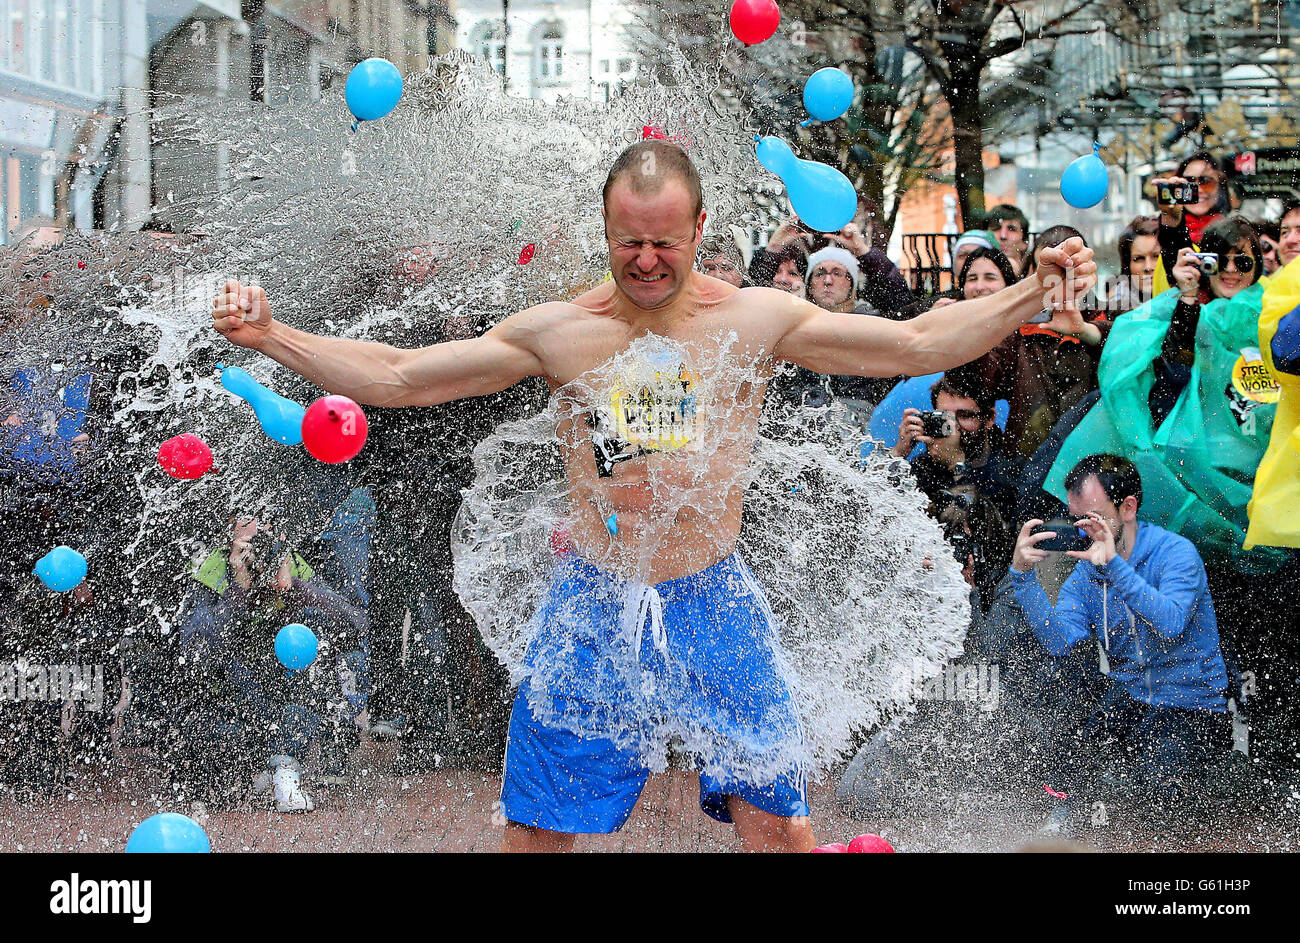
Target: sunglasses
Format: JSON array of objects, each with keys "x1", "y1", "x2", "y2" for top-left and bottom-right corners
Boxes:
[
  {"x1": 1185, "y1": 175, "x2": 1219, "y2": 187},
  {"x1": 1220, "y1": 252, "x2": 1255, "y2": 273}
]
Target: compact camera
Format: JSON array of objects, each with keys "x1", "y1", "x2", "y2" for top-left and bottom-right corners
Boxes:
[
  {"x1": 245, "y1": 528, "x2": 287, "y2": 584},
  {"x1": 919, "y1": 409, "x2": 955, "y2": 439},
  {"x1": 1157, "y1": 181, "x2": 1199, "y2": 205},
  {"x1": 1192, "y1": 252, "x2": 1219, "y2": 276}
]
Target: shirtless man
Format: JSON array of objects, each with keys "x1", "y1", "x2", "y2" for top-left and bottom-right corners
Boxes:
[{"x1": 211, "y1": 140, "x2": 1095, "y2": 853}]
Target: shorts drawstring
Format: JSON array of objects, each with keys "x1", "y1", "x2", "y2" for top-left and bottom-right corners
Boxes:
[{"x1": 621, "y1": 581, "x2": 667, "y2": 663}]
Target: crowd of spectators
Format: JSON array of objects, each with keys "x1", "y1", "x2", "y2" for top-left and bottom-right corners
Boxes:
[{"x1": 736, "y1": 165, "x2": 1300, "y2": 831}]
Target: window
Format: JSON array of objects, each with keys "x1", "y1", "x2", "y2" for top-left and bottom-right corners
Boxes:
[
  {"x1": 535, "y1": 24, "x2": 563, "y2": 81},
  {"x1": 598, "y1": 59, "x2": 609, "y2": 74},
  {"x1": 472, "y1": 20, "x2": 506, "y2": 76},
  {"x1": 617, "y1": 57, "x2": 634, "y2": 75}
]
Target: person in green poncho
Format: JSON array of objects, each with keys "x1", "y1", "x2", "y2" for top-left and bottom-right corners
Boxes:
[{"x1": 1042, "y1": 216, "x2": 1294, "y2": 766}]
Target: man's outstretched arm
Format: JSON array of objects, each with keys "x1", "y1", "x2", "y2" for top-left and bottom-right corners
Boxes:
[
  {"x1": 771, "y1": 238, "x2": 1096, "y2": 378},
  {"x1": 211, "y1": 280, "x2": 547, "y2": 407}
]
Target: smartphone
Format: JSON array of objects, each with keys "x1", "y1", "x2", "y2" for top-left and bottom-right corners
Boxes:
[{"x1": 1031, "y1": 521, "x2": 1092, "y2": 552}]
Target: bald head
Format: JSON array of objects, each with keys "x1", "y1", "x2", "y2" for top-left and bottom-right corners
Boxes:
[{"x1": 602, "y1": 140, "x2": 703, "y2": 219}]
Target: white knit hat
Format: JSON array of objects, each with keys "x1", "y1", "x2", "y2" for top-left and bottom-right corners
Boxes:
[{"x1": 805, "y1": 246, "x2": 861, "y2": 292}]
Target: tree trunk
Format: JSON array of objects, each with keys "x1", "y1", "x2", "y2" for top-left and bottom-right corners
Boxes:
[{"x1": 947, "y1": 60, "x2": 987, "y2": 231}]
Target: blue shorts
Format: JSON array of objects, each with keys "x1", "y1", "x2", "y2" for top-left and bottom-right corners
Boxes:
[{"x1": 500, "y1": 552, "x2": 810, "y2": 834}]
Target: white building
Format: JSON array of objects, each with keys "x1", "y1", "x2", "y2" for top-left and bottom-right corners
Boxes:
[
  {"x1": 1, "y1": 0, "x2": 450, "y2": 243},
  {"x1": 455, "y1": 0, "x2": 638, "y2": 103}
]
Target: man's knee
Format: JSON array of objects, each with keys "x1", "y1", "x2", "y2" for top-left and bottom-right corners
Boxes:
[{"x1": 502, "y1": 820, "x2": 575, "y2": 853}]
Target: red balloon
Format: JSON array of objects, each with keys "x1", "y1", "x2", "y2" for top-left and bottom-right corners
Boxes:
[
  {"x1": 301, "y1": 395, "x2": 369, "y2": 463},
  {"x1": 847, "y1": 833, "x2": 895, "y2": 853},
  {"x1": 518, "y1": 244, "x2": 536, "y2": 265},
  {"x1": 157, "y1": 434, "x2": 214, "y2": 480},
  {"x1": 549, "y1": 527, "x2": 573, "y2": 557},
  {"x1": 729, "y1": 0, "x2": 780, "y2": 45}
]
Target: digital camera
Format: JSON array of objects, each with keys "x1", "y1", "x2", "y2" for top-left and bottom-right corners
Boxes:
[
  {"x1": 1192, "y1": 252, "x2": 1219, "y2": 276},
  {"x1": 919, "y1": 409, "x2": 954, "y2": 439},
  {"x1": 1157, "y1": 181, "x2": 1199, "y2": 205}
]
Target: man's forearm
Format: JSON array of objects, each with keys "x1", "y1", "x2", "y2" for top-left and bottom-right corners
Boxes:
[
  {"x1": 256, "y1": 320, "x2": 433, "y2": 407},
  {"x1": 906, "y1": 279, "x2": 1043, "y2": 373}
]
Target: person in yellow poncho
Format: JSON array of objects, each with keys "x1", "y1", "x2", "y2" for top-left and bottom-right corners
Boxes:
[{"x1": 1245, "y1": 255, "x2": 1300, "y2": 549}]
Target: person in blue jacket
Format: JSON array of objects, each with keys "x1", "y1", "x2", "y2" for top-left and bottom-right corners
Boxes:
[{"x1": 1010, "y1": 452, "x2": 1232, "y2": 810}]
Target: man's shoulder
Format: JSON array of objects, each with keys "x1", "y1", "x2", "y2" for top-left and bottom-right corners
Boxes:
[{"x1": 1137, "y1": 521, "x2": 1201, "y2": 561}]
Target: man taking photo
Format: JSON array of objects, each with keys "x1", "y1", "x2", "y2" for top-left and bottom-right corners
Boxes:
[{"x1": 1011, "y1": 453, "x2": 1232, "y2": 821}]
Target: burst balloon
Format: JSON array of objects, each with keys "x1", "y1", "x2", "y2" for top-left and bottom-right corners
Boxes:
[{"x1": 301, "y1": 395, "x2": 368, "y2": 463}]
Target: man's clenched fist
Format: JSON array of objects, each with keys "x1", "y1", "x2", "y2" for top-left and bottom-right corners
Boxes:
[{"x1": 211, "y1": 279, "x2": 273, "y2": 350}]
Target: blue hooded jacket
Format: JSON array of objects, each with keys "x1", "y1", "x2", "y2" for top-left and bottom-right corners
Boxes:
[{"x1": 1010, "y1": 521, "x2": 1228, "y2": 711}]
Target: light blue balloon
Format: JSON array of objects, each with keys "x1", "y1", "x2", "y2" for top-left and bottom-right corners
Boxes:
[
  {"x1": 218, "y1": 363, "x2": 306, "y2": 446},
  {"x1": 755, "y1": 135, "x2": 796, "y2": 176},
  {"x1": 345, "y1": 58, "x2": 403, "y2": 122},
  {"x1": 754, "y1": 136, "x2": 858, "y2": 233},
  {"x1": 275, "y1": 623, "x2": 319, "y2": 671},
  {"x1": 126, "y1": 812, "x2": 211, "y2": 853},
  {"x1": 1060, "y1": 144, "x2": 1109, "y2": 209},
  {"x1": 803, "y1": 68, "x2": 855, "y2": 122},
  {"x1": 33, "y1": 546, "x2": 87, "y2": 592}
]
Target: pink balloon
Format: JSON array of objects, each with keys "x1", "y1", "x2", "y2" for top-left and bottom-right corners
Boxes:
[
  {"x1": 301, "y1": 395, "x2": 369, "y2": 464},
  {"x1": 847, "y1": 833, "x2": 895, "y2": 853},
  {"x1": 157, "y1": 433, "x2": 214, "y2": 480},
  {"x1": 810, "y1": 843, "x2": 849, "y2": 853}
]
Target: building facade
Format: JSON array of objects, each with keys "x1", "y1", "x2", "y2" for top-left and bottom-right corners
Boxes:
[
  {"x1": 1, "y1": 0, "x2": 455, "y2": 243},
  {"x1": 455, "y1": 0, "x2": 638, "y2": 103}
]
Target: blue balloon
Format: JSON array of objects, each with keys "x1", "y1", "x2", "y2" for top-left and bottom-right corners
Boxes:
[
  {"x1": 754, "y1": 136, "x2": 858, "y2": 233},
  {"x1": 217, "y1": 363, "x2": 306, "y2": 446},
  {"x1": 345, "y1": 58, "x2": 403, "y2": 122},
  {"x1": 275, "y1": 623, "x2": 319, "y2": 671},
  {"x1": 33, "y1": 546, "x2": 87, "y2": 592},
  {"x1": 126, "y1": 813, "x2": 210, "y2": 853},
  {"x1": 1060, "y1": 144, "x2": 1109, "y2": 209},
  {"x1": 803, "y1": 68, "x2": 855, "y2": 122}
]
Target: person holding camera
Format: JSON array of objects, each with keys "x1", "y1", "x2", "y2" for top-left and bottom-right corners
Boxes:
[
  {"x1": 1149, "y1": 152, "x2": 1229, "y2": 298},
  {"x1": 748, "y1": 216, "x2": 914, "y2": 316},
  {"x1": 893, "y1": 373, "x2": 1020, "y2": 605},
  {"x1": 1011, "y1": 454, "x2": 1232, "y2": 812},
  {"x1": 166, "y1": 510, "x2": 370, "y2": 812},
  {"x1": 1152, "y1": 216, "x2": 1263, "y2": 426}
]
